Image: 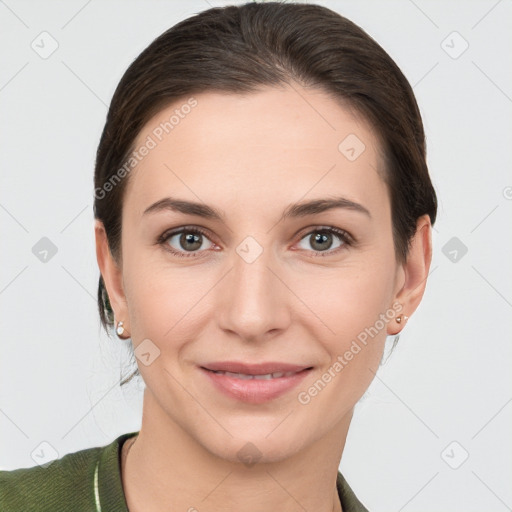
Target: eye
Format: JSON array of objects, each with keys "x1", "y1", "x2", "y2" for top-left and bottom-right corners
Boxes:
[
  {"x1": 158, "y1": 227, "x2": 215, "y2": 258},
  {"x1": 296, "y1": 227, "x2": 353, "y2": 257}
]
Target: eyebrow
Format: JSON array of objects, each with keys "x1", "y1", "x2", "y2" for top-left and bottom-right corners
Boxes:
[{"x1": 142, "y1": 196, "x2": 371, "y2": 221}]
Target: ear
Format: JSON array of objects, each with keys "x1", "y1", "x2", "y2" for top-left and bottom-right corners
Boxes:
[
  {"x1": 387, "y1": 214, "x2": 433, "y2": 335},
  {"x1": 94, "y1": 219, "x2": 130, "y2": 334}
]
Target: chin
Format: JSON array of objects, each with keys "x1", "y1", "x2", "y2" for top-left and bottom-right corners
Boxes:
[{"x1": 200, "y1": 427, "x2": 308, "y2": 467}]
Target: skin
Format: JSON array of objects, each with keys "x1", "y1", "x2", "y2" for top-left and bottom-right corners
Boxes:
[{"x1": 95, "y1": 83, "x2": 432, "y2": 512}]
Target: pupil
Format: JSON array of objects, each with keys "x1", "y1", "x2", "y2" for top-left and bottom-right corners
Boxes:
[
  {"x1": 181, "y1": 232, "x2": 201, "y2": 251},
  {"x1": 312, "y1": 232, "x2": 332, "y2": 251}
]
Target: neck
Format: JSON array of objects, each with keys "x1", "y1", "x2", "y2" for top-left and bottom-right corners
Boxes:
[{"x1": 122, "y1": 389, "x2": 351, "y2": 512}]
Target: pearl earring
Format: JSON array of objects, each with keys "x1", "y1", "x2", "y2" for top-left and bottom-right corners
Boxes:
[
  {"x1": 116, "y1": 321, "x2": 125, "y2": 336},
  {"x1": 396, "y1": 314, "x2": 409, "y2": 324}
]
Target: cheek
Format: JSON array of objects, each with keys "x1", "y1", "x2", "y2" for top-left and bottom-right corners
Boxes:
[
  {"x1": 293, "y1": 269, "x2": 393, "y2": 416},
  {"x1": 123, "y1": 272, "x2": 198, "y2": 397},
  {"x1": 296, "y1": 261, "x2": 396, "y2": 341},
  {"x1": 294, "y1": 256, "x2": 396, "y2": 392},
  {"x1": 124, "y1": 261, "x2": 216, "y2": 348}
]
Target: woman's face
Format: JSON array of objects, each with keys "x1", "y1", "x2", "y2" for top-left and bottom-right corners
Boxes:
[{"x1": 98, "y1": 84, "x2": 431, "y2": 463}]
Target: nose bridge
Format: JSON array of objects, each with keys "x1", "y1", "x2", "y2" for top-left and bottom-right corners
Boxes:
[{"x1": 218, "y1": 234, "x2": 289, "y2": 339}]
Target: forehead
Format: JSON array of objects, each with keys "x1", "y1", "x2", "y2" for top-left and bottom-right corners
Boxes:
[{"x1": 124, "y1": 85, "x2": 388, "y2": 220}]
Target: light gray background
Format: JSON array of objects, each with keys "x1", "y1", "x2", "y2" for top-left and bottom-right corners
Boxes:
[{"x1": 1, "y1": 1, "x2": 511, "y2": 511}]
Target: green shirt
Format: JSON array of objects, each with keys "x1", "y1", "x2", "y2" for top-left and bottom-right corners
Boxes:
[{"x1": 0, "y1": 431, "x2": 369, "y2": 511}]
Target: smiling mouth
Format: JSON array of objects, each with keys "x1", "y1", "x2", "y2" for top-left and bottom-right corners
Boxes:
[{"x1": 199, "y1": 365, "x2": 313, "y2": 404}]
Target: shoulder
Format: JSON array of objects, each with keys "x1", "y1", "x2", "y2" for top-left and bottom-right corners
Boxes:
[
  {"x1": 0, "y1": 432, "x2": 135, "y2": 512},
  {"x1": 0, "y1": 443, "x2": 102, "y2": 511}
]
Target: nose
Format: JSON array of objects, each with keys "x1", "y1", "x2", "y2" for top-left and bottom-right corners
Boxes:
[{"x1": 217, "y1": 240, "x2": 291, "y2": 342}]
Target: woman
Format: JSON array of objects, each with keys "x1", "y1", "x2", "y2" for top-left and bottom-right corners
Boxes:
[{"x1": 0, "y1": 2, "x2": 436, "y2": 511}]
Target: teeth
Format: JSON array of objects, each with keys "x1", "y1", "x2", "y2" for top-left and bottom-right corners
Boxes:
[
  {"x1": 225, "y1": 371, "x2": 253, "y2": 380},
  {"x1": 211, "y1": 370, "x2": 297, "y2": 379}
]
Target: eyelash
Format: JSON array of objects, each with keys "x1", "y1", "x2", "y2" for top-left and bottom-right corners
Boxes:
[{"x1": 157, "y1": 225, "x2": 354, "y2": 259}]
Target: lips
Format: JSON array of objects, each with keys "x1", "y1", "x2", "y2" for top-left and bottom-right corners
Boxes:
[{"x1": 199, "y1": 361, "x2": 313, "y2": 404}]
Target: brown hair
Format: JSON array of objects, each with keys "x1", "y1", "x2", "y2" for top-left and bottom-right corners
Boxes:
[{"x1": 93, "y1": 1, "x2": 437, "y2": 382}]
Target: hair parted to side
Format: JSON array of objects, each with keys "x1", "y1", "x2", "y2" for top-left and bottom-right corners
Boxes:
[{"x1": 93, "y1": 1, "x2": 437, "y2": 384}]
